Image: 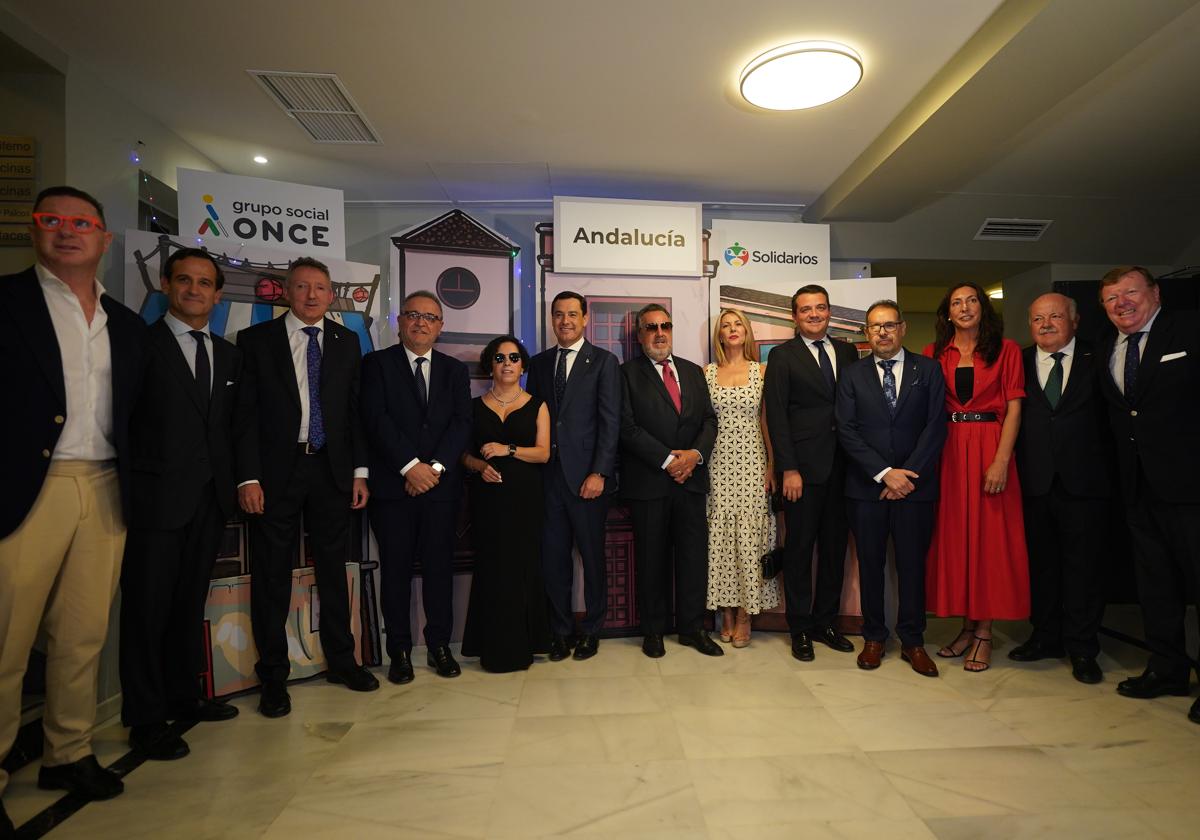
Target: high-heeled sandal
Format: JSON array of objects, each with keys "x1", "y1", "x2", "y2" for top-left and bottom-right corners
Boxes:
[
  {"x1": 732, "y1": 609, "x2": 751, "y2": 648},
  {"x1": 964, "y1": 635, "x2": 993, "y2": 673},
  {"x1": 718, "y1": 608, "x2": 734, "y2": 643},
  {"x1": 937, "y1": 626, "x2": 976, "y2": 659}
]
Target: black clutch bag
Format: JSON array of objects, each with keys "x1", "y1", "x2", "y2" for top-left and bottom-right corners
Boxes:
[{"x1": 760, "y1": 546, "x2": 784, "y2": 580}]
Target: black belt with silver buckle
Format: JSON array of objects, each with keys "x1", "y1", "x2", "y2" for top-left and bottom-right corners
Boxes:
[
  {"x1": 948, "y1": 411, "x2": 998, "y2": 423},
  {"x1": 298, "y1": 442, "x2": 325, "y2": 455}
]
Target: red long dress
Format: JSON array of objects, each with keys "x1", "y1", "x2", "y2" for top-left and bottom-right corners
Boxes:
[{"x1": 923, "y1": 338, "x2": 1030, "y2": 620}]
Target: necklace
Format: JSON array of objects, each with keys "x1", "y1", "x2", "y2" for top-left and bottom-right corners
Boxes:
[{"x1": 489, "y1": 388, "x2": 521, "y2": 406}]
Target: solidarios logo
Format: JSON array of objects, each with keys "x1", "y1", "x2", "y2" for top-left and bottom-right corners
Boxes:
[{"x1": 723, "y1": 241, "x2": 820, "y2": 267}]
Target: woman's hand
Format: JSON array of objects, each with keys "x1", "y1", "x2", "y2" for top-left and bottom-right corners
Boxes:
[
  {"x1": 480, "y1": 463, "x2": 503, "y2": 483},
  {"x1": 983, "y1": 459, "x2": 1008, "y2": 494},
  {"x1": 480, "y1": 441, "x2": 508, "y2": 459}
]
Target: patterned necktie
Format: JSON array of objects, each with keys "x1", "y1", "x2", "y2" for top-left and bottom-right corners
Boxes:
[
  {"x1": 554, "y1": 347, "x2": 569, "y2": 407},
  {"x1": 659, "y1": 359, "x2": 682, "y2": 413},
  {"x1": 1123, "y1": 332, "x2": 1143, "y2": 402},
  {"x1": 1044, "y1": 351, "x2": 1065, "y2": 409},
  {"x1": 301, "y1": 326, "x2": 325, "y2": 449},
  {"x1": 879, "y1": 359, "x2": 897, "y2": 415},
  {"x1": 814, "y1": 339, "x2": 836, "y2": 392},
  {"x1": 414, "y1": 356, "x2": 428, "y2": 410},
  {"x1": 190, "y1": 330, "x2": 210, "y2": 408}
]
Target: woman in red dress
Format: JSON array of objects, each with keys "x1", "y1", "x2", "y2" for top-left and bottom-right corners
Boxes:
[{"x1": 924, "y1": 282, "x2": 1029, "y2": 672}]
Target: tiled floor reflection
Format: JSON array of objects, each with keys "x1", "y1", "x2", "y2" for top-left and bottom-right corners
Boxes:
[{"x1": 4, "y1": 615, "x2": 1198, "y2": 838}]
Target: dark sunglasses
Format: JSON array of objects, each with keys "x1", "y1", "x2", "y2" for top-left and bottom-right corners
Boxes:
[
  {"x1": 32, "y1": 212, "x2": 106, "y2": 233},
  {"x1": 493, "y1": 352, "x2": 522, "y2": 364},
  {"x1": 642, "y1": 321, "x2": 673, "y2": 333}
]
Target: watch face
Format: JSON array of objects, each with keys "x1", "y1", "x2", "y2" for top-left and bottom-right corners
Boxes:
[{"x1": 432, "y1": 462, "x2": 445, "y2": 474}]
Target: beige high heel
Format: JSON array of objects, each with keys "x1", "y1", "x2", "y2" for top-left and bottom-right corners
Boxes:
[
  {"x1": 719, "y1": 607, "x2": 734, "y2": 643},
  {"x1": 732, "y1": 608, "x2": 751, "y2": 648}
]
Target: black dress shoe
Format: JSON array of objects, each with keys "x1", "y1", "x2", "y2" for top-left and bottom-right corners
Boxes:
[
  {"x1": 427, "y1": 645, "x2": 461, "y2": 678},
  {"x1": 1190, "y1": 697, "x2": 1200, "y2": 725},
  {"x1": 327, "y1": 664, "x2": 380, "y2": 692},
  {"x1": 1116, "y1": 669, "x2": 1189, "y2": 699},
  {"x1": 1008, "y1": 639, "x2": 1066, "y2": 662},
  {"x1": 573, "y1": 634, "x2": 600, "y2": 661},
  {"x1": 1, "y1": 798, "x2": 16, "y2": 837},
  {"x1": 642, "y1": 633, "x2": 666, "y2": 658},
  {"x1": 679, "y1": 631, "x2": 724, "y2": 656},
  {"x1": 816, "y1": 626, "x2": 854, "y2": 652},
  {"x1": 548, "y1": 635, "x2": 572, "y2": 662},
  {"x1": 1070, "y1": 655, "x2": 1103, "y2": 685},
  {"x1": 258, "y1": 681, "x2": 291, "y2": 718},
  {"x1": 791, "y1": 632, "x2": 815, "y2": 662},
  {"x1": 37, "y1": 755, "x2": 123, "y2": 800},
  {"x1": 388, "y1": 651, "x2": 415, "y2": 684},
  {"x1": 129, "y1": 723, "x2": 190, "y2": 761},
  {"x1": 169, "y1": 698, "x2": 239, "y2": 722}
]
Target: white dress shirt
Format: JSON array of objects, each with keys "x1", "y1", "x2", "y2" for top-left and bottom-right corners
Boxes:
[
  {"x1": 870, "y1": 348, "x2": 905, "y2": 484},
  {"x1": 801, "y1": 333, "x2": 839, "y2": 381},
  {"x1": 400, "y1": 345, "x2": 434, "y2": 476},
  {"x1": 1035, "y1": 336, "x2": 1076, "y2": 391},
  {"x1": 36, "y1": 263, "x2": 116, "y2": 461},
  {"x1": 163, "y1": 311, "x2": 212, "y2": 393},
  {"x1": 554, "y1": 336, "x2": 586, "y2": 380},
  {"x1": 1109, "y1": 308, "x2": 1161, "y2": 393}
]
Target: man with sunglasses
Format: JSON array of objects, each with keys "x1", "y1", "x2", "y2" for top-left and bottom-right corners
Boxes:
[
  {"x1": 1, "y1": 187, "x2": 146, "y2": 817},
  {"x1": 619, "y1": 304, "x2": 720, "y2": 658},
  {"x1": 235, "y1": 257, "x2": 377, "y2": 719},
  {"x1": 361, "y1": 290, "x2": 471, "y2": 682}
]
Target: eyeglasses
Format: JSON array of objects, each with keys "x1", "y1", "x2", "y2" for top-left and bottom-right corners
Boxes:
[
  {"x1": 32, "y1": 212, "x2": 106, "y2": 233},
  {"x1": 401, "y1": 310, "x2": 442, "y2": 324},
  {"x1": 493, "y1": 352, "x2": 522, "y2": 364},
  {"x1": 642, "y1": 322, "x2": 673, "y2": 333},
  {"x1": 865, "y1": 321, "x2": 903, "y2": 335}
]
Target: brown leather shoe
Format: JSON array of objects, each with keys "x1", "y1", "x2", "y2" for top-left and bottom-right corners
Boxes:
[
  {"x1": 857, "y1": 640, "x2": 885, "y2": 670},
  {"x1": 901, "y1": 645, "x2": 939, "y2": 678}
]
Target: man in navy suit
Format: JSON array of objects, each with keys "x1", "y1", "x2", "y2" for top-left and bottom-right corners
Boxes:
[
  {"x1": 1011, "y1": 293, "x2": 1111, "y2": 684},
  {"x1": 361, "y1": 290, "x2": 472, "y2": 683},
  {"x1": 527, "y1": 291, "x2": 621, "y2": 661},
  {"x1": 1096, "y1": 266, "x2": 1200, "y2": 725},
  {"x1": 835, "y1": 300, "x2": 946, "y2": 676}
]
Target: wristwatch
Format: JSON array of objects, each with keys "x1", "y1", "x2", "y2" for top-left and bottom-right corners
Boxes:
[
  {"x1": 430, "y1": 461, "x2": 445, "y2": 475},
  {"x1": 508, "y1": 444, "x2": 517, "y2": 457}
]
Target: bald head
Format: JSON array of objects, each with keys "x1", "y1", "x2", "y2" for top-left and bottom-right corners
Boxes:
[{"x1": 1028, "y1": 292, "x2": 1078, "y2": 353}]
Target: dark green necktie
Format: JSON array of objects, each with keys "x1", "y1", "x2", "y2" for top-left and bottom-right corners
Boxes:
[{"x1": 1044, "y1": 351, "x2": 1064, "y2": 409}]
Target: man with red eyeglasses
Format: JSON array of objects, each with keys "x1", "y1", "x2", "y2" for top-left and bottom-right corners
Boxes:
[{"x1": 0, "y1": 187, "x2": 145, "y2": 825}]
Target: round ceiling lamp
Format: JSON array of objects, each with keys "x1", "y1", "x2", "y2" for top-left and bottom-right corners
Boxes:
[{"x1": 740, "y1": 41, "x2": 863, "y2": 110}]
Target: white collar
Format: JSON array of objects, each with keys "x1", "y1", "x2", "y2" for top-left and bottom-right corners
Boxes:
[
  {"x1": 163, "y1": 311, "x2": 209, "y2": 338},
  {"x1": 1120, "y1": 307, "x2": 1161, "y2": 338},
  {"x1": 873, "y1": 347, "x2": 905, "y2": 366},
  {"x1": 286, "y1": 311, "x2": 323, "y2": 335},
  {"x1": 404, "y1": 345, "x2": 432, "y2": 365},
  {"x1": 557, "y1": 336, "x2": 586, "y2": 354},
  {"x1": 801, "y1": 333, "x2": 830, "y2": 348},
  {"x1": 1036, "y1": 336, "x2": 1076, "y2": 362},
  {"x1": 35, "y1": 262, "x2": 105, "y2": 300}
]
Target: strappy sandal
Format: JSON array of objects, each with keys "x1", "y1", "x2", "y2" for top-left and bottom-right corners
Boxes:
[
  {"x1": 937, "y1": 625, "x2": 977, "y2": 659},
  {"x1": 964, "y1": 635, "x2": 993, "y2": 673},
  {"x1": 732, "y1": 608, "x2": 751, "y2": 648}
]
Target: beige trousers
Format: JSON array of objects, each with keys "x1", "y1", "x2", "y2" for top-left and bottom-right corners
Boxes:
[{"x1": 0, "y1": 461, "x2": 125, "y2": 796}]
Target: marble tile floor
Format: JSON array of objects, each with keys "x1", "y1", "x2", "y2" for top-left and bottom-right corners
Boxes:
[{"x1": 4, "y1": 617, "x2": 1199, "y2": 839}]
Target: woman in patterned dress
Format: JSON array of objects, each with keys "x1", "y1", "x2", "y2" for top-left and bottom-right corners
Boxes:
[{"x1": 705, "y1": 308, "x2": 780, "y2": 647}]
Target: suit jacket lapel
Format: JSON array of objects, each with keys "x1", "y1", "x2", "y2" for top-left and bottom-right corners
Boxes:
[
  {"x1": 210, "y1": 337, "x2": 234, "y2": 422},
  {"x1": 1132, "y1": 317, "x2": 1169, "y2": 402},
  {"x1": 560, "y1": 342, "x2": 593, "y2": 412},
  {"x1": 795, "y1": 337, "x2": 833, "y2": 399},
  {"x1": 1023, "y1": 348, "x2": 1051, "y2": 411},
  {"x1": 1058, "y1": 348, "x2": 1092, "y2": 409},
  {"x1": 13, "y1": 269, "x2": 66, "y2": 408},
  {"x1": 890, "y1": 354, "x2": 919, "y2": 417},
  {"x1": 271, "y1": 316, "x2": 302, "y2": 410},
  {"x1": 641, "y1": 355, "x2": 678, "y2": 415},
  {"x1": 152, "y1": 319, "x2": 208, "y2": 418}
]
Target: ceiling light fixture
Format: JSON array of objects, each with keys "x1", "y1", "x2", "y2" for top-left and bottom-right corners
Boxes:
[
  {"x1": 253, "y1": 155, "x2": 269, "y2": 164},
  {"x1": 988, "y1": 289, "x2": 1004, "y2": 300},
  {"x1": 739, "y1": 41, "x2": 863, "y2": 110}
]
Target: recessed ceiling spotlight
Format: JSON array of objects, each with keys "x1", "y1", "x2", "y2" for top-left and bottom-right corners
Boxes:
[
  {"x1": 253, "y1": 155, "x2": 269, "y2": 164},
  {"x1": 740, "y1": 41, "x2": 863, "y2": 110}
]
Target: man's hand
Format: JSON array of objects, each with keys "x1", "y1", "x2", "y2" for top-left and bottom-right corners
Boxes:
[
  {"x1": 666, "y1": 450, "x2": 700, "y2": 481},
  {"x1": 351, "y1": 477, "x2": 369, "y2": 509},
  {"x1": 881, "y1": 468, "x2": 918, "y2": 498},
  {"x1": 764, "y1": 464, "x2": 777, "y2": 495},
  {"x1": 781, "y1": 469, "x2": 803, "y2": 502},
  {"x1": 238, "y1": 483, "x2": 265, "y2": 515},
  {"x1": 480, "y1": 463, "x2": 503, "y2": 483},
  {"x1": 405, "y1": 462, "x2": 440, "y2": 496},
  {"x1": 880, "y1": 486, "x2": 905, "y2": 501},
  {"x1": 579, "y1": 473, "x2": 605, "y2": 499}
]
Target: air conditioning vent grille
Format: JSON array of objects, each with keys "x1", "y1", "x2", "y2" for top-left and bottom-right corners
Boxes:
[
  {"x1": 975, "y1": 218, "x2": 1052, "y2": 241},
  {"x1": 248, "y1": 71, "x2": 380, "y2": 144}
]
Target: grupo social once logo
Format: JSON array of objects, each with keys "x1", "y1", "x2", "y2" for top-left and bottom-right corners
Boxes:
[
  {"x1": 198, "y1": 194, "x2": 228, "y2": 237},
  {"x1": 724, "y1": 242, "x2": 750, "y2": 267}
]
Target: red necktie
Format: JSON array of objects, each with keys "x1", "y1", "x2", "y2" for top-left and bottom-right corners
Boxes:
[{"x1": 659, "y1": 359, "x2": 682, "y2": 413}]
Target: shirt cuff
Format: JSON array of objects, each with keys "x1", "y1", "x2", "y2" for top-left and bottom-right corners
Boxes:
[
  {"x1": 399, "y1": 458, "x2": 420, "y2": 476},
  {"x1": 692, "y1": 449, "x2": 704, "y2": 466},
  {"x1": 661, "y1": 453, "x2": 675, "y2": 470},
  {"x1": 353, "y1": 467, "x2": 369, "y2": 479},
  {"x1": 873, "y1": 467, "x2": 891, "y2": 484},
  {"x1": 237, "y1": 480, "x2": 260, "y2": 488}
]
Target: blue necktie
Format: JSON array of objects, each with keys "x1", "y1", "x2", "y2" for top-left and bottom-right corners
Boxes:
[
  {"x1": 1123, "y1": 332, "x2": 1143, "y2": 402},
  {"x1": 301, "y1": 326, "x2": 325, "y2": 449},
  {"x1": 554, "y1": 348, "x2": 569, "y2": 407},
  {"x1": 880, "y1": 359, "x2": 897, "y2": 415},
  {"x1": 814, "y1": 339, "x2": 836, "y2": 392}
]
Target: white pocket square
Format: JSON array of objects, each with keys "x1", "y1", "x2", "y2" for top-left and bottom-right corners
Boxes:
[
  {"x1": 226, "y1": 380, "x2": 236, "y2": 385},
  {"x1": 1160, "y1": 351, "x2": 1188, "y2": 363}
]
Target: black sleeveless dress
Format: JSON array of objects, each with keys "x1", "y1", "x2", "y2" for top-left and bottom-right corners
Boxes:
[{"x1": 460, "y1": 395, "x2": 551, "y2": 672}]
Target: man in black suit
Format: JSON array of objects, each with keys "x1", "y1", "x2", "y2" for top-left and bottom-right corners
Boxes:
[
  {"x1": 361, "y1": 290, "x2": 472, "y2": 683},
  {"x1": 619, "y1": 303, "x2": 720, "y2": 658},
  {"x1": 119, "y1": 248, "x2": 242, "y2": 761},
  {"x1": 236, "y1": 257, "x2": 377, "y2": 718},
  {"x1": 836, "y1": 301, "x2": 946, "y2": 677},
  {"x1": 764, "y1": 284, "x2": 859, "y2": 662},
  {"x1": 1, "y1": 187, "x2": 145, "y2": 815},
  {"x1": 1011, "y1": 293, "x2": 1111, "y2": 684},
  {"x1": 1096, "y1": 266, "x2": 1200, "y2": 724},
  {"x1": 527, "y1": 291, "x2": 621, "y2": 661}
]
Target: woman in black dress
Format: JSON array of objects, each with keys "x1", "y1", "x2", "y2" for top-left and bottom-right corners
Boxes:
[{"x1": 460, "y1": 336, "x2": 552, "y2": 672}]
